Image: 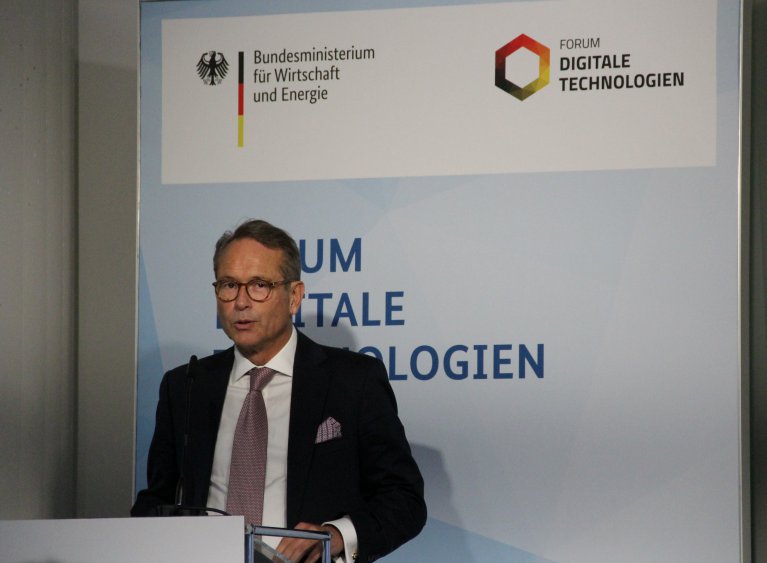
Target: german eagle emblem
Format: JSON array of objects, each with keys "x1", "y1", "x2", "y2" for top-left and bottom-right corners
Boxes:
[{"x1": 196, "y1": 51, "x2": 229, "y2": 85}]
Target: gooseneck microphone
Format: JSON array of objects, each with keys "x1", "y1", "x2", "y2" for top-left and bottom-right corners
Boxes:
[
  {"x1": 175, "y1": 354, "x2": 197, "y2": 507},
  {"x1": 154, "y1": 355, "x2": 226, "y2": 516}
]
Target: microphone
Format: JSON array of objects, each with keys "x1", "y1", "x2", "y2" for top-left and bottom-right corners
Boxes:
[
  {"x1": 175, "y1": 354, "x2": 197, "y2": 507},
  {"x1": 154, "y1": 355, "x2": 215, "y2": 516}
]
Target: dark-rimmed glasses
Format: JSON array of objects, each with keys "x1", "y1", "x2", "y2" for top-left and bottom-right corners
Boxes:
[{"x1": 212, "y1": 278, "x2": 294, "y2": 302}]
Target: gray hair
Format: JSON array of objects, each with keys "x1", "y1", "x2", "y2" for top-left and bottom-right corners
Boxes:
[{"x1": 213, "y1": 219, "x2": 301, "y2": 281}]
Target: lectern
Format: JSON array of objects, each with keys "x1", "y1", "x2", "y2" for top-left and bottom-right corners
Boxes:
[{"x1": 0, "y1": 517, "x2": 332, "y2": 563}]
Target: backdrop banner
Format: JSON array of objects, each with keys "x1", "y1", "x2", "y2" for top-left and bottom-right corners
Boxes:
[{"x1": 138, "y1": 1, "x2": 745, "y2": 560}]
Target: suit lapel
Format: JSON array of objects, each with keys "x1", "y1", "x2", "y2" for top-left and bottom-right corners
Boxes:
[{"x1": 286, "y1": 332, "x2": 331, "y2": 526}]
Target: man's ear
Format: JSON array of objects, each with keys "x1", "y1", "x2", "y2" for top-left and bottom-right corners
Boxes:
[{"x1": 289, "y1": 281, "x2": 305, "y2": 315}]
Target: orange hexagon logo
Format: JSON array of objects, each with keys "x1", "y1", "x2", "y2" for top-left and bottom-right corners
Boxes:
[{"x1": 495, "y1": 34, "x2": 550, "y2": 101}]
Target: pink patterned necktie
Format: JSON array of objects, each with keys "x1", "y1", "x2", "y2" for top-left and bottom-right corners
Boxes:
[{"x1": 226, "y1": 366, "x2": 275, "y2": 525}]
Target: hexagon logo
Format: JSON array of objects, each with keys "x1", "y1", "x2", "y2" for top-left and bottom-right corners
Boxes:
[{"x1": 495, "y1": 34, "x2": 550, "y2": 101}]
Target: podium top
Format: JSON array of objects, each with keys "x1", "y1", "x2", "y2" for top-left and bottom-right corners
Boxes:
[{"x1": 0, "y1": 516, "x2": 245, "y2": 563}]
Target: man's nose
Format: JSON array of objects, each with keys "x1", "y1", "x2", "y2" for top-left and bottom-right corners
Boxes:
[{"x1": 234, "y1": 284, "x2": 251, "y2": 308}]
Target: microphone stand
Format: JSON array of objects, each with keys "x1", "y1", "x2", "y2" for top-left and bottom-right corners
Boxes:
[
  {"x1": 175, "y1": 354, "x2": 197, "y2": 508},
  {"x1": 155, "y1": 355, "x2": 208, "y2": 516}
]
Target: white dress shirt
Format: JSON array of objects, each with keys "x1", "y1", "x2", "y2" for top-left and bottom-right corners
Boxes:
[{"x1": 206, "y1": 327, "x2": 357, "y2": 560}]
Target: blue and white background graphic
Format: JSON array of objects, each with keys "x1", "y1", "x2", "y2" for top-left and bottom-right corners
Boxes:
[{"x1": 138, "y1": 1, "x2": 746, "y2": 560}]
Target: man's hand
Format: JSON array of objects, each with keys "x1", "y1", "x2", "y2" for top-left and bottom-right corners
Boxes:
[{"x1": 275, "y1": 522, "x2": 344, "y2": 563}]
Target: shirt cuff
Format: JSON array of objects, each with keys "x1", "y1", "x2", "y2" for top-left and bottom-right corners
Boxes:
[{"x1": 323, "y1": 516, "x2": 358, "y2": 562}]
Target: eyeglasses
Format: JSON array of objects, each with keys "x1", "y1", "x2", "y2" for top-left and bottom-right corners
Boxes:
[{"x1": 212, "y1": 278, "x2": 295, "y2": 302}]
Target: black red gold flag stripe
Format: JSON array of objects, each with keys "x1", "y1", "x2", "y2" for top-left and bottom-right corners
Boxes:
[{"x1": 238, "y1": 51, "x2": 244, "y2": 147}]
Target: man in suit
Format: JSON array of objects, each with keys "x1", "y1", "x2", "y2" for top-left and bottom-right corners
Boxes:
[{"x1": 131, "y1": 219, "x2": 426, "y2": 562}]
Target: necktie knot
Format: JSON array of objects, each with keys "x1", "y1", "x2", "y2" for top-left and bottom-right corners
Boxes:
[{"x1": 248, "y1": 366, "x2": 275, "y2": 392}]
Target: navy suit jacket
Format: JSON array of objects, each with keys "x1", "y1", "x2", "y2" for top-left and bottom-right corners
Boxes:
[{"x1": 131, "y1": 331, "x2": 426, "y2": 561}]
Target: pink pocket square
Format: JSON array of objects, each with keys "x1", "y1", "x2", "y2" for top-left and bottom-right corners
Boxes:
[{"x1": 315, "y1": 416, "x2": 342, "y2": 444}]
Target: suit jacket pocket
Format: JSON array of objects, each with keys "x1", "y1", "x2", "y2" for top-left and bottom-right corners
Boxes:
[{"x1": 313, "y1": 435, "x2": 348, "y2": 454}]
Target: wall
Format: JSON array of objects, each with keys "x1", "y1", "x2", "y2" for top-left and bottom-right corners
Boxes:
[
  {"x1": 0, "y1": 0, "x2": 77, "y2": 519},
  {"x1": 0, "y1": 0, "x2": 139, "y2": 520},
  {"x1": 76, "y1": 0, "x2": 138, "y2": 517}
]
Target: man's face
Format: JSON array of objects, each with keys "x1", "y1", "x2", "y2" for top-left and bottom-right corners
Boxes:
[{"x1": 215, "y1": 238, "x2": 304, "y2": 365}]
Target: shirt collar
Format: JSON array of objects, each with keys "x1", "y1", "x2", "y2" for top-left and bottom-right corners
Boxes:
[{"x1": 231, "y1": 326, "x2": 297, "y2": 383}]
